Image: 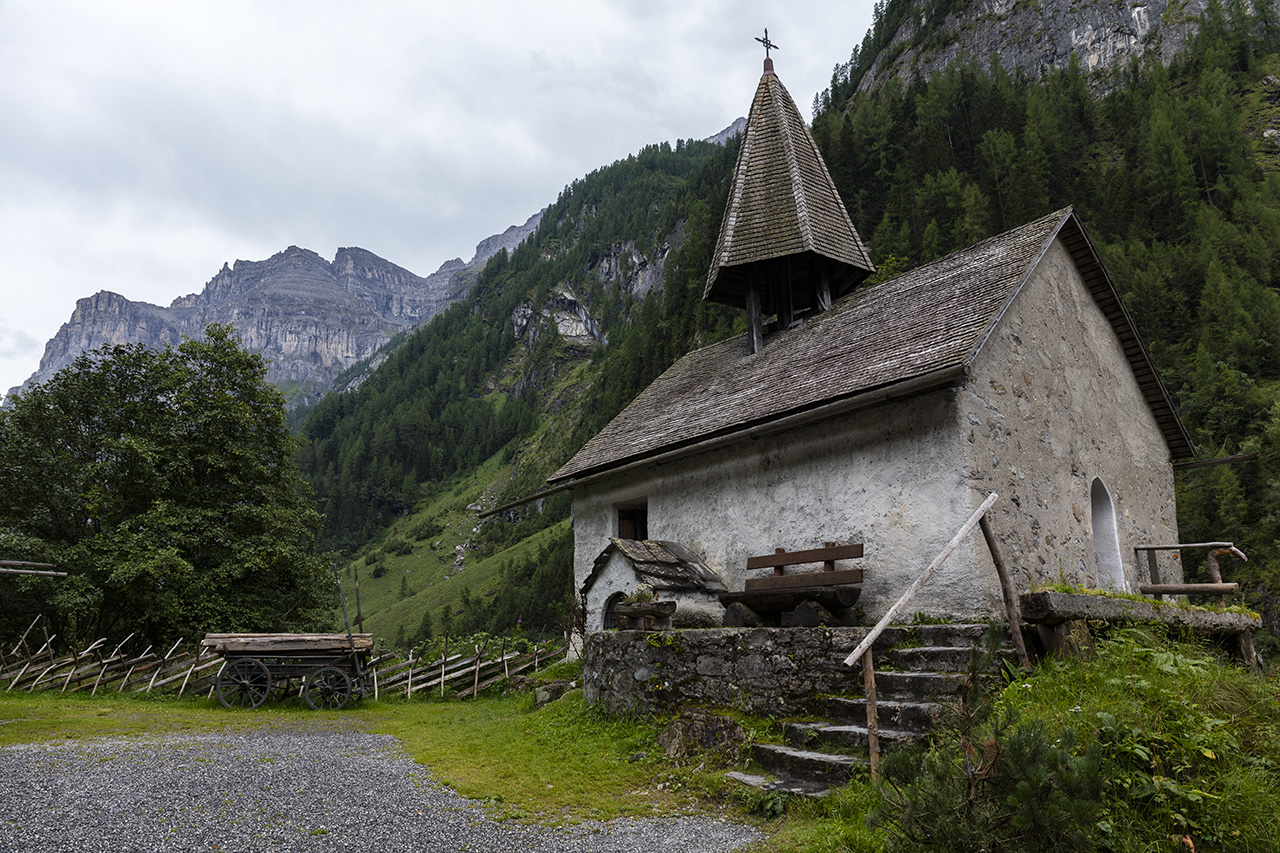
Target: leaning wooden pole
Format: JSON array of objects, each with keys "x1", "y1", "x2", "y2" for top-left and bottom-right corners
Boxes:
[
  {"x1": 862, "y1": 649, "x2": 880, "y2": 782},
  {"x1": 845, "y1": 493, "x2": 1000, "y2": 667},
  {"x1": 978, "y1": 515, "x2": 1031, "y2": 670}
]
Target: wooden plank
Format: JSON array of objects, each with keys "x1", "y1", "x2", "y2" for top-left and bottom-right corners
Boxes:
[
  {"x1": 745, "y1": 544, "x2": 863, "y2": 571},
  {"x1": 1140, "y1": 583, "x2": 1239, "y2": 595},
  {"x1": 201, "y1": 633, "x2": 374, "y2": 654},
  {"x1": 745, "y1": 568, "x2": 864, "y2": 591},
  {"x1": 1134, "y1": 542, "x2": 1232, "y2": 552}
]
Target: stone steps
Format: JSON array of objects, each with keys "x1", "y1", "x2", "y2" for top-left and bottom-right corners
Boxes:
[
  {"x1": 728, "y1": 624, "x2": 1013, "y2": 798},
  {"x1": 784, "y1": 720, "x2": 924, "y2": 753},
  {"x1": 890, "y1": 644, "x2": 1013, "y2": 673},
  {"x1": 749, "y1": 743, "x2": 868, "y2": 788},
  {"x1": 815, "y1": 695, "x2": 944, "y2": 731}
]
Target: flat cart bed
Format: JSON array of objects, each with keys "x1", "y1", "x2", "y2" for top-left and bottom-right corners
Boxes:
[{"x1": 202, "y1": 633, "x2": 374, "y2": 711}]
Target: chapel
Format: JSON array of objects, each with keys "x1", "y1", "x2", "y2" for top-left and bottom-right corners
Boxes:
[{"x1": 550, "y1": 50, "x2": 1193, "y2": 632}]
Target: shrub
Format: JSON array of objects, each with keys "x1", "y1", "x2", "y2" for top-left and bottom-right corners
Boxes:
[{"x1": 874, "y1": 626, "x2": 1280, "y2": 851}]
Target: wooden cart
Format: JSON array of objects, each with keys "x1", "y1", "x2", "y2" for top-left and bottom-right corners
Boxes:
[{"x1": 202, "y1": 633, "x2": 374, "y2": 711}]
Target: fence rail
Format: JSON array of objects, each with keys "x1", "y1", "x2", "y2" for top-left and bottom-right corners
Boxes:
[{"x1": 0, "y1": 616, "x2": 563, "y2": 702}]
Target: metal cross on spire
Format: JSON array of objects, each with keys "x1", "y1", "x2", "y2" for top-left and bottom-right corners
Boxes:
[{"x1": 755, "y1": 28, "x2": 778, "y2": 58}]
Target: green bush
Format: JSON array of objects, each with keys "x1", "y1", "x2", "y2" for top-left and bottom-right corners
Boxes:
[{"x1": 874, "y1": 627, "x2": 1280, "y2": 852}]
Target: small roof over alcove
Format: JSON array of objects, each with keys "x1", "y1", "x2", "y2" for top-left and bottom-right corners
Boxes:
[{"x1": 704, "y1": 50, "x2": 874, "y2": 346}]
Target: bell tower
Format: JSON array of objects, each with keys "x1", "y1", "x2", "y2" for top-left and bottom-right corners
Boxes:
[{"x1": 704, "y1": 31, "x2": 875, "y2": 353}]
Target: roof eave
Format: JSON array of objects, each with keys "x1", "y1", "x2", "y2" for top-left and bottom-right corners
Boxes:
[{"x1": 549, "y1": 363, "x2": 968, "y2": 488}]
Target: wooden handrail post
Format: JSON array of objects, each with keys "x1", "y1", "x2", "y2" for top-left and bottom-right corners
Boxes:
[
  {"x1": 1143, "y1": 548, "x2": 1162, "y2": 600},
  {"x1": 863, "y1": 649, "x2": 880, "y2": 782},
  {"x1": 978, "y1": 514, "x2": 1031, "y2": 670},
  {"x1": 844, "y1": 493, "x2": 999, "y2": 667}
]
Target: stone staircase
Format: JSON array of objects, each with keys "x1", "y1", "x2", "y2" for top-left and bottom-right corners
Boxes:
[{"x1": 727, "y1": 623, "x2": 1014, "y2": 796}]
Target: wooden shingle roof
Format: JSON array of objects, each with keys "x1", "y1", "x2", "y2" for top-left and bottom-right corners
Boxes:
[
  {"x1": 551, "y1": 208, "x2": 1192, "y2": 484},
  {"x1": 704, "y1": 64, "x2": 874, "y2": 307},
  {"x1": 580, "y1": 539, "x2": 727, "y2": 595}
]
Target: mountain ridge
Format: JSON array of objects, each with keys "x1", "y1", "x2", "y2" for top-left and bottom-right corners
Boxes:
[{"x1": 7, "y1": 211, "x2": 545, "y2": 407}]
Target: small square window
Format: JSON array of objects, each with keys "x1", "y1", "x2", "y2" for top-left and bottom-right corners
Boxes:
[{"x1": 617, "y1": 504, "x2": 648, "y2": 540}]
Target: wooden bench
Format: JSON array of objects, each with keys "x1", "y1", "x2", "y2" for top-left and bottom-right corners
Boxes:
[{"x1": 720, "y1": 542, "x2": 864, "y2": 627}]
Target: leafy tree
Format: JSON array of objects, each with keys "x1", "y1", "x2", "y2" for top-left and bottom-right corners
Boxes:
[{"x1": 0, "y1": 325, "x2": 333, "y2": 646}]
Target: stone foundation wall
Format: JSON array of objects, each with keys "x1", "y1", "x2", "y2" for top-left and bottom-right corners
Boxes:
[{"x1": 583, "y1": 627, "x2": 875, "y2": 717}]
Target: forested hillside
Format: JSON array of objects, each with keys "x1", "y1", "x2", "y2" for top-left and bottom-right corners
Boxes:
[
  {"x1": 296, "y1": 139, "x2": 743, "y2": 642},
  {"x1": 809, "y1": 0, "x2": 1280, "y2": 636},
  {"x1": 299, "y1": 0, "x2": 1280, "y2": 648}
]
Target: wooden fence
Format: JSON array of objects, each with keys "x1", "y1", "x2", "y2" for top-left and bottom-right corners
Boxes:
[{"x1": 0, "y1": 616, "x2": 564, "y2": 703}]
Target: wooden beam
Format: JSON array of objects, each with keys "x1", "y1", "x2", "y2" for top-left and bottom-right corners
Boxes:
[
  {"x1": 744, "y1": 568, "x2": 864, "y2": 591},
  {"x1": 746, "y1": 276, "x2": 764, "y2": 354},
  {"x1": 978, "y1": 514, "x2": 1030, "y2": 670},
  {"x1": 1172, "y1": 452, "x2": 1259, "y2": 472},
  {"x1": 1135, "y1": 542, "x2": 1233, "y2": 552},
  {"x1": 1140, "y1": 583, "x2": 1239, "y2": 596}
]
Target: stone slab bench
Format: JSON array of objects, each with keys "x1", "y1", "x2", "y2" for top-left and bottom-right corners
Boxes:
[
  {"x1": 720, "y1": 543, "x2": 863, "y2": 627},
  {"x1": 1020, "y1": 590, "x2": 1261, "y2": 668}
]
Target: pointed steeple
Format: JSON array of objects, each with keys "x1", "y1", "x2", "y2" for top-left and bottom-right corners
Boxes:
[{"x1": 705, "y1": 47, "x2": 874, "y2": 351}]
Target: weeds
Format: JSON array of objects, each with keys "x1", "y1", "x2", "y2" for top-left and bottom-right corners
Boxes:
[{"x1": 872, "y1": 626, "x2": 1280, "y2": 851}]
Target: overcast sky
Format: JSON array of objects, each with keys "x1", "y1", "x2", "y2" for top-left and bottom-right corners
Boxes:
[{"x1": 0, "y1": 1, "x2": 875, "y2": 396}]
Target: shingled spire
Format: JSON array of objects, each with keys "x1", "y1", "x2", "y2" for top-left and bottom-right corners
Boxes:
[{"x1": 706, "y1": 43, "x2": 874, "y2": 352}]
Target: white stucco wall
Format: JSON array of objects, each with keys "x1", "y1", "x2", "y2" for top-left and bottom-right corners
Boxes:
[
  {"x1": 572, "y1": 390, "x2": 1005, "y2": 626},
  {"x1": 582, "y1": 550, "x2": 724, "y2": 632},
  {"x1": 959, "y1": 237, "x2": 1180, "y2": 593}
]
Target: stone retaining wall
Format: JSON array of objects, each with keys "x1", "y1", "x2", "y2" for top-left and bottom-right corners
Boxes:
[{"x1": 582, "y1": 626, "x2": 875, "y2": 717}]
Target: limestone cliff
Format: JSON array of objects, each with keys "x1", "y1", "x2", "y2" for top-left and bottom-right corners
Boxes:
[
  {"x1": 858, "y1": 0, "x2": 1210, "y2": 94},
  {"x1": 9, "y1": 211, "x2": 545, "y2": 406}
]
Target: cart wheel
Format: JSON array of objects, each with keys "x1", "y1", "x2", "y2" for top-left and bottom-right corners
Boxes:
[
  {"x1": 304, "y1": 666, "x2": 352, "y2": 711},
  {"x1": 217, "y1": 658, "x2": 272, "y2": 709}
]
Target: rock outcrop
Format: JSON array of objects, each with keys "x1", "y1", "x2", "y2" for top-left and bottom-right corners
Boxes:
[
  {"x1": 860, "y1": 0, "x2": 1211, "y2": 94},
  {"x1": 9, "y1": 211, "x2": 546, "y2": 407}
]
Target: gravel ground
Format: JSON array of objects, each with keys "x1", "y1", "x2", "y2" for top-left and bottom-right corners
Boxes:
[{"x1": 0, "y1": 725, "x2": 763, "y2": 852}]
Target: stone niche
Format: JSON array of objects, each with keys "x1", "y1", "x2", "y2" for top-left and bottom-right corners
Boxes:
[{"x1": 583, "y1": 626, "x2": 874, "y2": 717}]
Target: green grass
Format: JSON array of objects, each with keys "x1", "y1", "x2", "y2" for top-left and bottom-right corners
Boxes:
[
  {"x1": 748, "y1": 780, "x2": 884, "y2": 853},
  {"x1": 366, "y1": 691, "x2": 699, "y2": 822},
  {"x1": 0, "y1": 686, "x2": 740, "y2": 827},
  {"x1": 338, "y1": 453, "x2": 515, "y2": 643},
  {"x1": 0, "y1": 691, "x2": 243, "y2": 745}
]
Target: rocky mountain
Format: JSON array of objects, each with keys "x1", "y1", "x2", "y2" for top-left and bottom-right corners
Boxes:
[
  {"x1": 854, "y1": 0, "x2": 1210, "y2": 94},
  {"x1": 8, "y1": 211, "x2": 544, "y2": 407},
  {"x1": 705, "y1": 117, "x2": 746, "y2": 146}
]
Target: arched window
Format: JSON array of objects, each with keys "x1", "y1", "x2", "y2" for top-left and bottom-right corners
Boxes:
[
  {"x1": 603, "y1": 592, "x2": 627, "y2": 630},
  {"x1": 1090, "y1": 478, "x2": 1126, "y2": 591}
]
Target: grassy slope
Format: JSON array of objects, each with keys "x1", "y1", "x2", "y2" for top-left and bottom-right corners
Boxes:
[{"x1": 337, "y1": 344, "x2": 595, "y2": 648}]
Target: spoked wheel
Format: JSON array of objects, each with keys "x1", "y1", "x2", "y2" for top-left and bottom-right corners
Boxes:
[
  {"x1": 304, "y1": 666, "x2": 352, "y2": 711},
  {"x1": 216, "y1": 658, "x2": 272, "y2": 709}
]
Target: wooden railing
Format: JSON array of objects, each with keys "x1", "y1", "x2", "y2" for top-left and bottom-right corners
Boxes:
[
  {"x1": 1135, "y1": 542, "x2": 1247, "y2": 606},
  {"x1": 841, "y1": 492, "x2": 1030, "y2": 778},
  {"x1": 0, "y1": 616, "x2": 563, "y2": 702}
]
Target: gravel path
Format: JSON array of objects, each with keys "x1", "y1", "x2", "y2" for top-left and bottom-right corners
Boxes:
[{"x1": 0, "y1": 725, "x2": 762, "y2": 852}]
